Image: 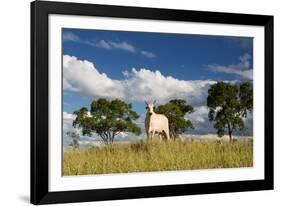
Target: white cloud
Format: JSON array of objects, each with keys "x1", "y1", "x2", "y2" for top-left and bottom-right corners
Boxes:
[
  {"x1": 122, "y1": 68, "x2": 214, "y2": 106},
  {"x1": 186, "y1": 106, "x2": 253, "y2": 136},
  {"x1": 63, "y1": 112, "x2": 78, "y2": 149},
  {"x1": 93, "y1": 40, "x2": 136, "y2": 52},
  {"x1": 187, "y1": 106, "x2": 216, "y2": 134},
  {"x1": 208, "y1": 53, "x2": 253, "y2": 80},
  {"x1": 63, "y1": 55, "x2": 125, "y2": 99},
  {"x1": 188, "y1": 106, "x2": 209, "y2": 123},
  {"x1": 62, "y1": 31, "x2": 155, "y2": 57},
  {"x1": 63, "y1": 105, "x2": 252, "y2": 149},
  {"x1": 63, "y1": 55, "x2": 253, "y2": 138},
  {"x1": 62, "y1": 31, "x2": 135, "y2": 53},
  {"x1": 63, "y1": 112, "x2": 102, "y2": 149},
  {"x1": 63, "y1": 111, "x2": 76, "y2": 132},
  {"x1": 141, "y1": 50, "x2": 156, "y2": 58},
  {"x1": 63, "y1": 111, "x2": 144, "y2": 149},
  {"x1": 63, "y1": 55, "x2": 215, "y2": 106},
  {"x1": 108, "y1": 41, "x2": 136, "y2": 53},
  {"x1": 122, "y1": 70, "x2": 130, "y2": 78},
  {"x1": 63, "y1": 31, "x2": 80, "y2": 42},
  {"x1": 94, "y1": 40, "x2": 112, "y2": 50}
]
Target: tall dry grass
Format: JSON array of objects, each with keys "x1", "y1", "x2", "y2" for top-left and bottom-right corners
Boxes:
[{"x1": 63, "y1": 139, "x2": 253, "y2": 176}]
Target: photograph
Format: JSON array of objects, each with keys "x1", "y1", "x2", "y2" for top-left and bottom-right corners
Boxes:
[
  {"x1": 29, "y1": 1, "x2": 273, "y2": 204},
  {"x1": 62, "y1": 28, "x2": 254, "y2": 176}
]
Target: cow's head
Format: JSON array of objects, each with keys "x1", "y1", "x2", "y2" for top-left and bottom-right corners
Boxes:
[{"x1": 145, "y1": 101, "x2": 156, "y2": 115}]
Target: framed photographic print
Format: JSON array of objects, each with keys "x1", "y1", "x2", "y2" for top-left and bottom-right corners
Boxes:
[{"x1": 31, "y1": 0, "x2": 274, "y2": 204}]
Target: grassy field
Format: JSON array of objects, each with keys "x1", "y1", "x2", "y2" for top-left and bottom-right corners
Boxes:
[{"x1": 63, "y1": 139, "x2": 253, "y2": 176}]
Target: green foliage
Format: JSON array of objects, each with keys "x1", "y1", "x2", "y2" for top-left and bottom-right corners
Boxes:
[
  {"x1": 73, "y1": 98, "x2": 141, "y2": 144},
  {"x1": 63, "y1": 140, "x2": 253, "y2": 175},
  {"x1": 155, "y1": 99, "x2": 194, "y2": 139},
  {"x1": 239, "y1": 81, "x2": 253, "y2": 116},
  {"x1": 207, "y1": 81, "x2": 253, "y2": 142}
]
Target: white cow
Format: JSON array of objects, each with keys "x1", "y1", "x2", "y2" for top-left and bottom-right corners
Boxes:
[{"x1": 145, "y1": 101, "x2": 170, "y2": 141}]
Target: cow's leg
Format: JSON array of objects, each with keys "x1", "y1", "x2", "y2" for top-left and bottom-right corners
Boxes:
[
  {"x1": 151, "y1": 130, "x2": 155, "y2": 141},
  {"x1": 159, "y1": 132, "x2": 163, "y2": 141},
  {"x1": 164, "y1": 129, "x2": 170, "y2": 141},
  {"x1": 147, "y1": 131, "x2": 150, "y2": 142}
]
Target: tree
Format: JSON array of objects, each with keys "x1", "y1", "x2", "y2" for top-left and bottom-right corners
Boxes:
[
  {"x1": 67, "y1": 131, "x2": 80, "y2": 150},
  {"x1": 73, "y1": 98, "x2": 141, "y2": 144},
  {"x1": 155, "y1": 99, "x2": 194, "y2": 139},
  {"x1": 207, "y1": 81, "x2": 253, "y2": 142}
]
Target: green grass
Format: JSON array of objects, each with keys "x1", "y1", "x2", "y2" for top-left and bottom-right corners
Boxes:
[{"x1": 63, "y1": 139, "x2": 253, "y2": 176}]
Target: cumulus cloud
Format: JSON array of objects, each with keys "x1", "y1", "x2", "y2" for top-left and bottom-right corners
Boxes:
[
  {"x1": 63, "y1": 55, "x2": 215, "y2": 106},
  {"x1": 63, "y1": 111, "x2": 145, "y2": 149},
  {"x1": 186, "y1": 106, "x2": 253, "y2": 136},
  {"x1": 63, "y1": 112, "x2": 78, "y2": 148},
  {"x1": 208, "y1": 53, "x2": 253, "y2": 80},
  {"x1": 63, "y1": 55, "x2": 253, "y2": 138},
  {"x1": 63, "y1": 112, "x2": 104, "y2": 149},
  {"x1": 141, "y1": 50, "x2": 156, "y2": 58},
  {"x1": 63, "y1": 111, "x2": 76, "y2": 133},
  {"x1": 122, "y1": 68, "x2": 215, "y2": 106},
  {"x1": 63, "y1": 55, "x2": 125, "y2": 99},
  {"x1": 187, "y1": 106, "x2": 216, "y2": 134},
  {"x1": 63, "y1": 106, "x2": 252, "y2": 149},
  {"x1": 122, "y1": 70, "x2": 130, "y2": 78}
]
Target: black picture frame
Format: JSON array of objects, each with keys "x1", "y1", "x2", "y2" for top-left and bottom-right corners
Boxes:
[{"x1": 31, "y1": 0, "x2": 274, "y2": 204}]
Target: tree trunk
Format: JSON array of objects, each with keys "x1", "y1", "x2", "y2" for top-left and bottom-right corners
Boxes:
[
  {"x1": 229, "y1": 131, "x2": 233, "y2": 143},
  {"x1": 111, "y1": 133, "x2": 115, "y2": 144},
  {"x1": 227, "y1": 123, "x2": 233, "y2": 143}
]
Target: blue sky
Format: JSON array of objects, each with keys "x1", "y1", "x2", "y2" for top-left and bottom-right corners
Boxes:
[
  {"x1": 63, "y1": 29, "x2": 253, "y2": 81},
  {"x1": 62, "y1": 28, "x2": 253, "y2": 139}
]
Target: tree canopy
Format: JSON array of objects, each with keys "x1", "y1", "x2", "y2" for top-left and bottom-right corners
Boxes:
[
  {"x1": 73, "y1": 98, "x2": 141, "y2": 144},
  {"x1": 207, "y1": 81, "x2": 253, "y2": 142},
  {"x1": 155, "y1": 99, "x2": 194, "y2": 139}
]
